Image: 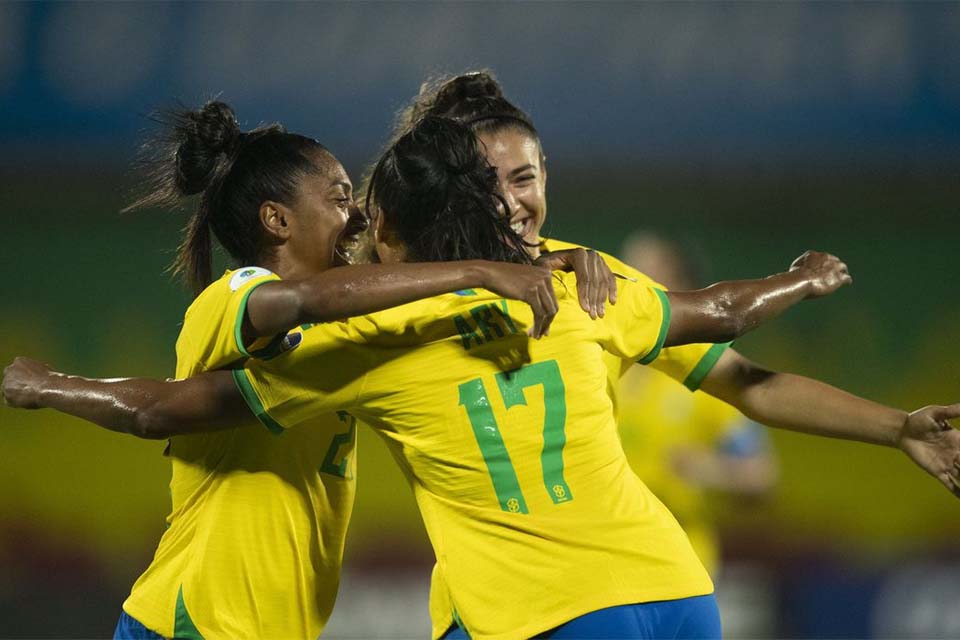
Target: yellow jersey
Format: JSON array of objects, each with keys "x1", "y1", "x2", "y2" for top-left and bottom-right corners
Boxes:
[
  {"x1": 235, "y1": 271, "x2": 713, "y2": 640},
  {"x1": 424, "y1": 238, "x2": 732, "y2": 636},
  {"x1": 122, "y1": 267, "x2": 357, "y2": 639},
  {"x1": 619, "y1": 366, "x2": 766, "y2": 575}
]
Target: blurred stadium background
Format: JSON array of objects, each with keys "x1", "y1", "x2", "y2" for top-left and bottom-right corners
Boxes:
[{"x1": 1, "y1": 2, "x2": 959, "y2": 638}]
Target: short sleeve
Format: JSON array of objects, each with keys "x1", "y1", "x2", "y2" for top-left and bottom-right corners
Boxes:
[
  {"x1": 231, "y1": 322, "x2": 372, "y2": 433},
  {"x1": 591, "y1": 251, "x2": 732, "y2": 390},
  {"x1": 598, "y1": 278, "x2": 671, "y2": 364},
  {"x1": 175, "y1": 267, "x2": 282, "y2": 377},
  {"x1": 229, "y1": 269, "x2": 285, "y2": 359},
  {"x1": 543, "y1": 239, "x2": 733, "y2": 391},
  {"x1": 652, "y1": 342, "x2": 732, "y2": 391}
]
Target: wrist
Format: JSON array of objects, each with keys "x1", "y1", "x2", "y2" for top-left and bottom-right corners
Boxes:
[
  {"x1": 465, "y1": 260, "x2": 492, "y2": 290},
  {"x1": 32, "y1": 371, "x2": 64, "y2": 408},
  {"x1": 781, "y1": 269, "x2": 812, "y2": 297},
  {"x1": 893, "y1": 409, "x2": 913, "y2": 449},
  {"x1": 534, "y1": 250, "x2": 571, "y2": 271}
]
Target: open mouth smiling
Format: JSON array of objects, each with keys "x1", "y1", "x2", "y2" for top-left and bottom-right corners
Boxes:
[
  {"x1": 510, "y1": 216, "x2": 534, "y2": 238},
  {"x1": 334, "y1": 212, "x2": 372, "y2": 266}
]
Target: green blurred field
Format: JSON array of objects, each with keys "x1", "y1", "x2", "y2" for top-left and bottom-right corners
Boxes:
[{"x1": 1, "y1": 165, "x2": 958, "y2": 633}]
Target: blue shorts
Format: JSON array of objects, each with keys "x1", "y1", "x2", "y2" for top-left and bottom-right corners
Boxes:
[
  {"x1": 441, "y1": 594, "x2": 722, "y2": 639},
  {"x1": 113, "y1": 610, "x2": 165, "y2": 640}
]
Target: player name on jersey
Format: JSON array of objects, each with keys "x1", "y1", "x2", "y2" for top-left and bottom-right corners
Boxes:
[{"x1": 453, "y1": 300, "x2": 518, "y2": 350}]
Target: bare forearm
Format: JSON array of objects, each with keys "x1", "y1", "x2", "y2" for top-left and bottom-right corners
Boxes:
[
  {"x1": 35, "y1": 373, "x2": 176, "y2": 438},
  {"x1": 296, "y1": 261, "x2": 488, "y2": 322},
  {"x1": 248, "y1": 261, "x2": 491, "y2": 337},
  {"x1": 666, "y1": 271, "x2": 810, "y2": 346},
  {"x1": 696, "y1": 351, "x2": 960, "y2": 499},
  {"x1": 741, "y1": 372, "x2": 903, "y2": 446},
  {"x1": 702, "y1": 360, "x2": 905, "y2": 447},
  {"x1": 665, "y1": 250, "x2": 851, "y2": 346},
  {"x1": 32, "y1": 372, "x2": 246, "y2": 439}
]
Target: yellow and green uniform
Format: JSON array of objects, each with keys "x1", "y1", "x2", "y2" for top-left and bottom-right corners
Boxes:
[
  {"x1": 122, "y1": 267, "x2": 357, "y2": 639},
  {"x1": 235, "y1": 271, "x2": 715, "y2": 640},
  {"x1": 540, "y1": 238, "x2": 730, "y2": 399},
  {"x1": 619, "y1": 367, "x2": 766, "y2": 575},
  {"x1": 428, "y1": 237, "x2": 731, "y2": 637}
]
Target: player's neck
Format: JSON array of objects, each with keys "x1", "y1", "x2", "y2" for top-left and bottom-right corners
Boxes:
[{"x1": 260, "y1": 251, "x2": 320, "y2": 282}]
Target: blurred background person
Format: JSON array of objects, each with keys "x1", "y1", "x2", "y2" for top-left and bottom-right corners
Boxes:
[
  {"x1": 617, "y1": 232, "x2": 778, "y2": 578},
  {"x1": 2, "y1": 3, "x2": 959, "y2": 638}
]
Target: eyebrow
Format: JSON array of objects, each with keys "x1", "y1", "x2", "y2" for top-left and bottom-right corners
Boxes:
[
  {"x1": 328, "y1": 181, "x2": 353, "y2": 193},
  {"x1": 507, "y1": 164, "x2": 537, "y2": 178}
]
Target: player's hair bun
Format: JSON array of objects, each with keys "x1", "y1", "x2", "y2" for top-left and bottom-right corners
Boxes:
[
  {"x1": 174, "y1": 100, "x2": 243, "y2": 195},
  {"x1": 393, "y1": 116, "x2": 482, "y2": 207},
  {"x1": 433, "y1": 71, "x2": 504, "y2": 114}
]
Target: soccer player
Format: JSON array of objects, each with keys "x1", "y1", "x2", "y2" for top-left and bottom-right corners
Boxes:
[
  {"x1": 6, "y1": 116, "x2": 955, "y2": 639},
  {"x1": 391, "y1": 69, "x2": 777, "y2": 454},
  {"x1": 617, "y1": 232, "x2": 778, "y2": 577},
  {"x1": 1, "y1": 102, "x2": 830, "y2": 639},
  {"x1": 396, "y1": 69, "x2": 788, "y2": 635},
  {"x1": 39, "y1": 99, "x2": 600, "y2": 639}
]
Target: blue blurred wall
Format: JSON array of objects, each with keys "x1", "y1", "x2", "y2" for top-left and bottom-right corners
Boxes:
[{"x1": 2, "y1": 2, "x2": 959, "y2": 168}]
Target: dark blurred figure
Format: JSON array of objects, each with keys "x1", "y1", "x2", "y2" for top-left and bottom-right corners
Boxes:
[{"x1": 617, "y1": 232, "x2": 778, "y2": 576}]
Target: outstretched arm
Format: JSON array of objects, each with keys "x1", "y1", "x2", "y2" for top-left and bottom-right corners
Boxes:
[
  {"x1": 0, "y1": 261, "x2": 565, "y2": 440},
  {"x1": 700, "y1": 349, "x2": 960, "y2": 498},
  {"x1": 246, "y1": 260, "x2": 560, "y2": 341},
  {"x1": 2, "y1": 357, "x2": 247, "y2": 440},
  {"x1": 665, "y1": 250, "x2": 851, "y2": 346}
]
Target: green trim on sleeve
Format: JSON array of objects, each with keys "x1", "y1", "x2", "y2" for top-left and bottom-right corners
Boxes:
[
  {"x1": 682, "y1": 341, "x2": 733, "y2": 391},
  {"x1": 234, "y1": 279, "x2": 279, "y2": 358},
  {"x1": 638, "y1": 288, "x2": 672, "y2": 365},
  {"x1": 232, "y1": 369, "x2": 285, "y2": 435}
]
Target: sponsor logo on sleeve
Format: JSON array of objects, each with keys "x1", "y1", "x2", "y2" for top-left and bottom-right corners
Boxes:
[
  {"x1": 279, "y1": 331, "x2": 303, "y2": 353},
  {"x1": 229, "y1": 266, "x2": 274, "y2": 291}
]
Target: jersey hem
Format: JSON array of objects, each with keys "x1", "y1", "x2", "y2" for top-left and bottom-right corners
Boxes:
[
  {"x1": 682, "y1": 342, "x2": 732, "y2": 391},
  {"x1": 453, "y1": 584, "x2": 715, "y2": 640},
  {"x1": 638, "y1": 289, "x2": 671, "y2": 365},
  {"x1": 232, "y1": 369, "x2": 286, "y2": 434},
  {"x1": 121, "y1": 600, "x2": 173, "y2": 639}
]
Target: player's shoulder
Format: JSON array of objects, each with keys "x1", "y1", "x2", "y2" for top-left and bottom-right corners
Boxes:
[
  {"x1": 183, "y1": 267, "x2": 276, "y2": 319},
  {"x1": 540, "y1": 237, "x2": 660, "y2": 287},
  {"x1": 358, "y1": 291, "x2": 491, "y2": 345}
]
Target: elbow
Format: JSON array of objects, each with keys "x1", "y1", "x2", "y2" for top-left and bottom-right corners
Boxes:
[
  {"x1": 731, "y1": 370, "x2": 779, "y2": 421},
  {"x1": 131, "y1": 405, "x2": 177, "y2": 440},
  {"x1": 705, "y1": 361, "x2": 777, "y2": 418}
]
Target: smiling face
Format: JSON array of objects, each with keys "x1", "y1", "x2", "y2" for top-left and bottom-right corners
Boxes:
[
  {"x1": 476, "y1": 127, "x2": 547, "y2": 257},
  {"x1": 283, "y1": 150, "x2": 358, "y2": 273}
]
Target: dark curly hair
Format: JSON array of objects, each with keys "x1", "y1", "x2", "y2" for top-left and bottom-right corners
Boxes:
[
  {"x1": 126, "y1": 100, "x2": 328, "y2": 295},
  {"x1": 366, "y1": 116, "x2": 531, "y2": 265},
  {"x1": 395, "y1": 70, "x2": 541, "y2": 153}
]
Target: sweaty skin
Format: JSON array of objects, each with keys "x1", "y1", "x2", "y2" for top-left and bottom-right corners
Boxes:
[
  {"x1": 468, "y1": 125, "x2": 960, "y2": 499},
  {"x1": 6, "y1": 347, "x2": 957, "y2": 496},
  {"x1": 4, "y1": 243, "x2": 855, "y2": 438}
]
